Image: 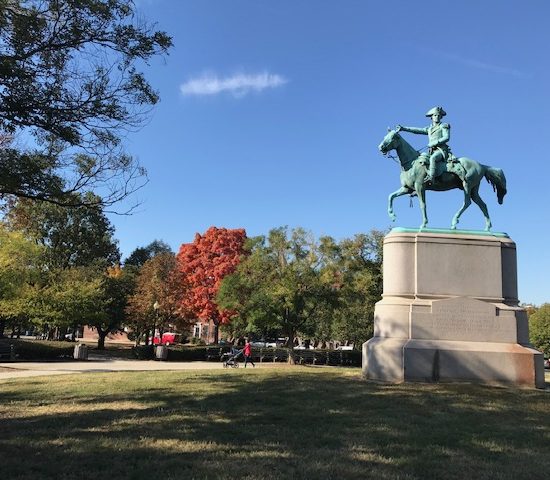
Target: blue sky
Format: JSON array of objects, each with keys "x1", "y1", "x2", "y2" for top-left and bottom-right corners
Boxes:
[{"x1": 113, "y1": 0, "x2": 550, "y2": 305}]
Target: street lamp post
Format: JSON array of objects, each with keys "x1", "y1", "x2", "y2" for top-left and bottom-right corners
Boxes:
[{"x1": 152, "y1": 301, "x2": 159, "y2": 347}]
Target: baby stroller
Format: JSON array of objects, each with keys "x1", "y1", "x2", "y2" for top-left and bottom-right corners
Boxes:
[{"x1": 222, "y1": 347, "x2": 243, "y2": 368}]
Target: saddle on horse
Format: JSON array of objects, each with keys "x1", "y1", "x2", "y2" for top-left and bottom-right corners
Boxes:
[{"x1": 417, "y1": 150, "x2": 467, "y2": 184}]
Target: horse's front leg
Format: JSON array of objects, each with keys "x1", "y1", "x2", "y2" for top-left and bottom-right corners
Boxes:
[
  {"x1": 451, "y1": 189, "x2": 472, "y2": 229},
  {"x1": 388, "y1": 186, "x2": 410, "y2": 222},
  {"x1": 470, "y1": 186, "x2": 492, "y2": 231},
  {"x1": 415, "y1": 183, "x2": 428, "y2": 229}
]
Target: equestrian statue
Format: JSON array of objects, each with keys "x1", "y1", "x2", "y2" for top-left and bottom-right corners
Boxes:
[{"x1": 378, "y1": 106, "x2": 507, "y2": 231}]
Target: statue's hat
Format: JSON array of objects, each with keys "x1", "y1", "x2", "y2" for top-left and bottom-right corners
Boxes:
[{"x1": 425, "y1": 106, "x2": 446, "y2": 117}]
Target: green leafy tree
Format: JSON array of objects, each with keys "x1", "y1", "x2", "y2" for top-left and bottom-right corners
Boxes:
[
  {"x1": 529, "y1": 304, "x2": 550, "y2": 355},
  {"x1": 33, "y1": 265, "x2": 136, "y2": 348},
  {"x1": 88, "y1": 265, "x2": 136, "y2": 349},
  {"x1": 4, "y1": 195, "x2": 120, "y2": 268},
  {"x1": 2, "y1": 195, "x2": 122, "y2": 340},
  {"x1": 0, "y1": 223, "x2": 44, "y2": 336},
  {"x1": 319, "y1": 231, "x2": 384, "y2": 347},
  {"x1": 218, "y1": 227, "x2": 337, "y2": 360},
  {"x1": 219, "y1": 228, "x2": 385, "y2": 351},
  {"x1": 34, "y1": 266, "x2": 104, "y2": 340},
  {"x1": 0, "y1": 0, "x2": 173, "y2": 209},
  {"x1": 124, "y1": 240, "x2": 173, "y2": 268}
]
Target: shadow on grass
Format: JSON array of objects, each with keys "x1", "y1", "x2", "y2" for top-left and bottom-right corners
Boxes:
[{"x1": 0, "y1": 369, "x2": 549, "y2": 480}]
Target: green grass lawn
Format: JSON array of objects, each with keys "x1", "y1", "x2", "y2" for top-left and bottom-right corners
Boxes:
[{"x1": 0, "y1": 368, "x2": 548, "y2": 480}]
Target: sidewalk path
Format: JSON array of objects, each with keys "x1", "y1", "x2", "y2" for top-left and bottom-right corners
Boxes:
[{"x1": 0, "y1": 355, "x2": 253, "y2": 381}]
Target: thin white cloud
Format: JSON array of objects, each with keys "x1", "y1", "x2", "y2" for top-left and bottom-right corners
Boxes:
[
  {"x1": 418, "y1": 48, "x2": 531, "y2": 79},
  {"x1": 442, "y1": 52, "x2": 530, "y2": 79},
  {"x1": 180, "y1": 72, "x2": 288, "y2": 98}
]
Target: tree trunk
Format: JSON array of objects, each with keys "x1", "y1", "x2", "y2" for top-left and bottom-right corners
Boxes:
[
  {"x1": 0, "y1": 319, "x2": 5, "y2": 338},
  {"x1": 58, "y1": 326, "x2": 68, "y2": 341},
  {"x1": 213, "y1": 321, "x2": 219, "y2": 345},
  {"x1": 46, "y1": 326, "x2": 55, "y2": 340},
  {"x1": 286, "y1": 329, "x2": 296, "y2": 365},
  {"x1": 71, "y1": 323, "x2": 78, "y2": 342},
  {"x1": 97, "y1": 330, "x2": 108, "y2": 350}
]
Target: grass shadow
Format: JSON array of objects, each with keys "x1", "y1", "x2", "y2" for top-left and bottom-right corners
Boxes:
[{"x1": 0, "y1": 369, "x2": 548, "y2": 479}]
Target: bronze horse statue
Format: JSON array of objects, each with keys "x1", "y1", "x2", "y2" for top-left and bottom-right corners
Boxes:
[{"x1": 378, "y1": 128, "x2": 507, "y2": 231}]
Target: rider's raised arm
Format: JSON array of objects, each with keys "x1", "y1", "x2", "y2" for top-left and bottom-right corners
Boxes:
[{"x1": 399, "y1": 125, "x2": 429, "y2": 135}]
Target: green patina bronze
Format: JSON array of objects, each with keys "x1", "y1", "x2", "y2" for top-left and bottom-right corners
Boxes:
[
  {"x1": 391, "y1": 227, "x2": 509, "y2": 238},
  {"x1": 379, "y1": 107, "x2": 507, "y2": 231},
  {"x1": 398, "y1": 106, "x2": 450, "y2": 183}
]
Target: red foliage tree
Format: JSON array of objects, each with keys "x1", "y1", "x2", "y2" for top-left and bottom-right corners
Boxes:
[{"x1": 177, "y1": 226, "x2": 246, "y2": 343}]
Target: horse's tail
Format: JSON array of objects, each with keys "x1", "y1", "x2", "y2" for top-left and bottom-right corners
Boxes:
[{"x1": 484, "y1": 166, "x2": 507, "y2": 204}]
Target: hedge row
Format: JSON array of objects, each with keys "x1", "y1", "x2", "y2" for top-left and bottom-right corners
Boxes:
[
  {"x1": 131, "y1": 345, "x2": 361, "y2": 367},
  {"x1": 1, "y1": 340, "x2": 362, "y2": 366},
  {"x1": 131, "y1": 345, "x2": 214, "y2": 361},
  {"x1": 3, "y1": 339, "x2": 74, "y2": 360}
]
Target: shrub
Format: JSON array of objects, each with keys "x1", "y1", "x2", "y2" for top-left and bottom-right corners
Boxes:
[
  {"x1": 166, "y1": 346, "x2": 208, "y2": 361},
  {"x1": 132, "y1": 345, "x2": 154, "y2": 360},
  {"x1": 9, "y1": 339, "x2": 74, "y2": 360},
  {"x1": 530, "y1": 304, "x2": 550, "y2": 355}
]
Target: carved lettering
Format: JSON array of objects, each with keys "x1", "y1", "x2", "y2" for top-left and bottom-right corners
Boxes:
[
  {"x1": 431, "y1": 305, "x2": 496, "y2": 332},
  {"x1": 411, "y1": 297, "x2": 517, "y2": 342}
]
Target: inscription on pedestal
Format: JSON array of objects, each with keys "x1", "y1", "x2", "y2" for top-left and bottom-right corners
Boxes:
[
  {"x1": 411, "y1": 297, "x2": 517, "y2": 342},
  {"x1": 433, "y1": 301, "x2": 496, "y2": 333}
]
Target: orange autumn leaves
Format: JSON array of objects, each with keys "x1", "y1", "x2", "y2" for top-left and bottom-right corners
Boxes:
[{"x1": 176, "y1": 227, "x2": 246, "y2": 326}]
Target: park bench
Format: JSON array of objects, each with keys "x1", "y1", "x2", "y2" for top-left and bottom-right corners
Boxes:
[
  {"x1": 0, "y1": 342, "x2": 15, "y2": 360},
  {"x1": 295, "y1": 349, "x2": 326, "y2": 365},
  {"x1": 205, "y1": 346, "x2": 223, "y2": 361},
  {"x1": 327, "y1": 349, "x2": 361, "y2": 366},
  {"x1": 257, "y1": 347, "x2": 288, "y2": 363},
  {"x1": 291, "y1": 348, "x2": 360, "y2": 366}
]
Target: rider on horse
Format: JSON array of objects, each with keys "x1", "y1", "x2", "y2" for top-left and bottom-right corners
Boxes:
[{"x1": 396, "y1": 106, "x2": 451, "y2": 184}]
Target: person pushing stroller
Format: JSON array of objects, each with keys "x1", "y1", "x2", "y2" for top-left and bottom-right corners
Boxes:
[
  {"x1": 221, "y1": 339, "x2": 255, "y2": 368},
  {"x1": 243, "y1": 339, "x2": 255, "y2": 368}
]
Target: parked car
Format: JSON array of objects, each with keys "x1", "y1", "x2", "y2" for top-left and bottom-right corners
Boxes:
[
  {"x1": 544, "y1": 357, "x2": 550, "y2": 369},
  {"x1": 250, "y1": 338, "x2": 279, "y2": 348},
  {"x1": 153, "y1": 332, "x2": 182, "y2": 346}
]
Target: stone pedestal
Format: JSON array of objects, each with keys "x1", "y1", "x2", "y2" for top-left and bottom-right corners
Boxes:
[{"x1": 362, "y1": 229, "x2": 544, "y2": 389}]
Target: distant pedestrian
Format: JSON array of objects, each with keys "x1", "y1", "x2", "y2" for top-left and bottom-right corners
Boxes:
[{"x1": 243, "y1": 339, "x2": 255, "y2": 368}]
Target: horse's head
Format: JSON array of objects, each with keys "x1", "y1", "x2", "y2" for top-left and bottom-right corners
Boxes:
[{"x1": 378, "y1": 128, "x2": 401, "y2": 155}]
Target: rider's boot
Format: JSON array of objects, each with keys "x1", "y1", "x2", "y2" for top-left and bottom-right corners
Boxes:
[{"x1": 424, "y1": 165, "x2": 436, "y2": 184}]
